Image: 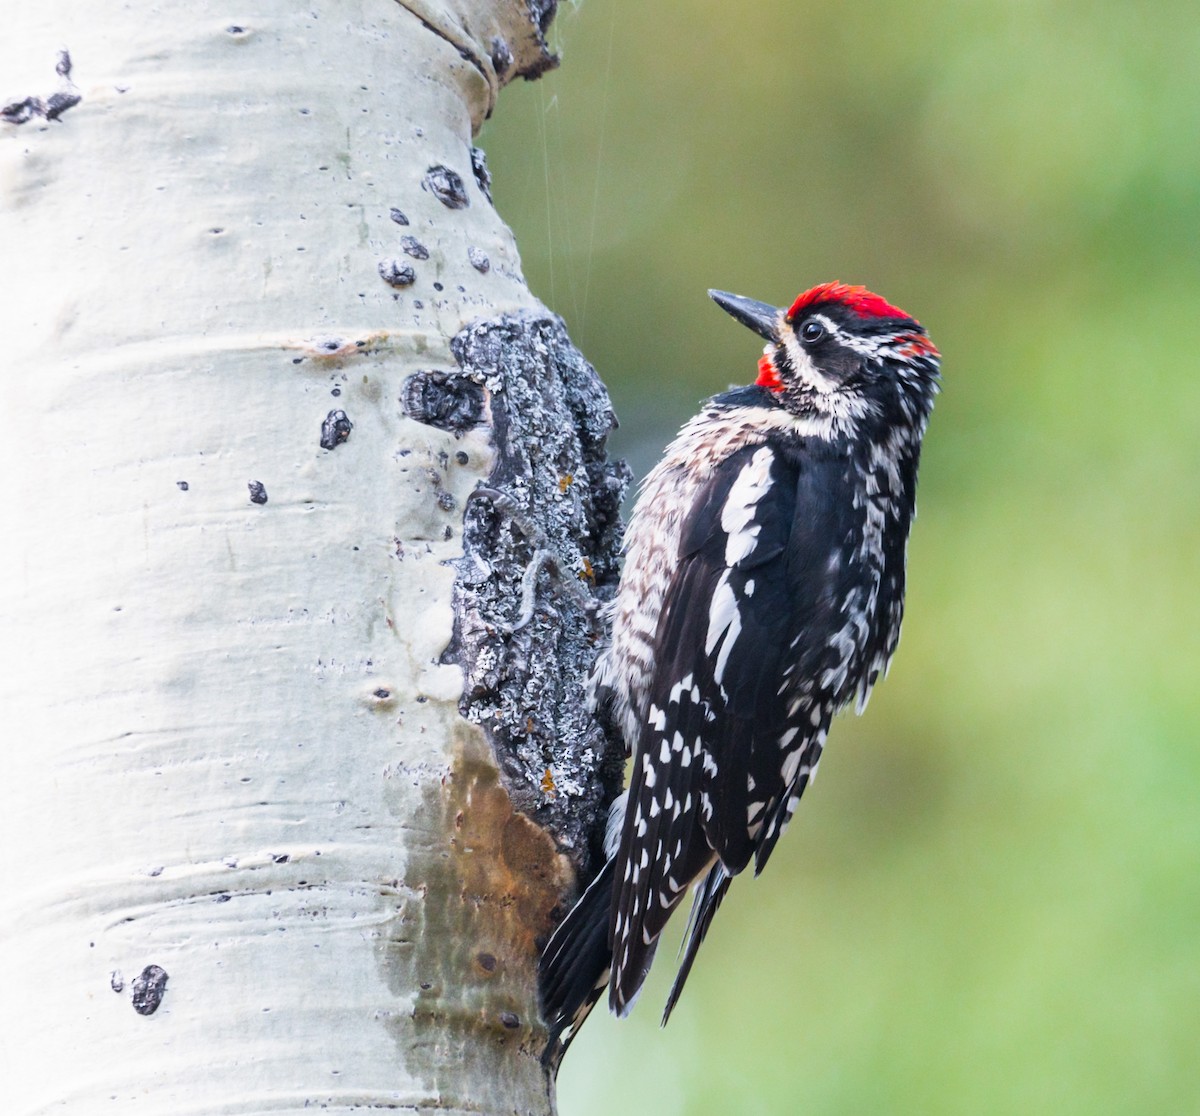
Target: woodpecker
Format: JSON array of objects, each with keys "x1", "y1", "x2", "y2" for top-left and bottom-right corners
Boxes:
[{"x1": 539, "y1": 281, "x2": 940, "y2": 1063}]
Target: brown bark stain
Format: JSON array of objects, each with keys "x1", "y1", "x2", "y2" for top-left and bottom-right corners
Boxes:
[{"x1": 381, "y1": 721, "x2": 569, "y2": 1108}]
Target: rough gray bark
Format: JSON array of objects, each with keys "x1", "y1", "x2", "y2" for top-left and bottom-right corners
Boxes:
[{"x1": 438, "y1": 314, "x2": 629, "y2": 858}]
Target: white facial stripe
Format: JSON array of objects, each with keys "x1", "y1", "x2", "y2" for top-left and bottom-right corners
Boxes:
[
  {"x1": 780, "y1": 331, "x2": 837, "y2": 394},
  {"x1": 776, "y1": 313, "x2": 882, "y2": 426},
  {"x1": 827, "y1": 324, "x2": 879, "y2": 356},
  {"x1": 790, "y1": 311, "x2": 882, "y2": 364}
]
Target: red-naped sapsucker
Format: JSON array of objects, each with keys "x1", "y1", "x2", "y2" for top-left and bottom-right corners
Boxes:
[{"x1": 539, "y1": 282, "x2": 940, "y2": 1063}]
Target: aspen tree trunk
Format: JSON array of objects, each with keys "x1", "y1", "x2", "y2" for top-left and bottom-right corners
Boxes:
[{"x1": 0, "y1": 1, "x2": 623, "y2": 1112}]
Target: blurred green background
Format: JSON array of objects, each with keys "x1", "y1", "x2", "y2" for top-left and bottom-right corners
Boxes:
[{"x1": 480, "y1": 1, "x2": 1200, "y2": 1112}]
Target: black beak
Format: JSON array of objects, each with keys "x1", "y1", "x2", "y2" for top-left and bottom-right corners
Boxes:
[{"x1": 708, "y1": 290, "x2": 781, "y2": 342}]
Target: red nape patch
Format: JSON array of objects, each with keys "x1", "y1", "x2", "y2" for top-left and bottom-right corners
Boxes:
[
  {"x1": 756, "y1": 353, "x2": 784, "y2": 392},
  {"x1": 787, "y1": 281, "x2": 909, "y2": 323},
  {"x1": 897, "y1": 334, "x2": 941, "y2": 359}
]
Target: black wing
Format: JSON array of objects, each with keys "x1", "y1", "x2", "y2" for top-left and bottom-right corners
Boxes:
[{"x1": 609, "y1": 438, "x2": 859, "y2": 1014}]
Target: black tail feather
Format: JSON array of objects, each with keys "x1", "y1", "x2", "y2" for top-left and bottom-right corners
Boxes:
[
  {"x1": 539, "y1": 856, "x2": 617, "y2": 1067},
  {"x1": 662, "y1": 862, "x2": 732, "y2": 1024}
]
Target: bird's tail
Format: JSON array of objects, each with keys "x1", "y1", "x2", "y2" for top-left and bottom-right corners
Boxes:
[
  {"x1": 662, "y1": 861, "x2": 732, "y2": 1024},
  {"x1": 538, "y1": 854, "x2": 617, "y2": 1067}
]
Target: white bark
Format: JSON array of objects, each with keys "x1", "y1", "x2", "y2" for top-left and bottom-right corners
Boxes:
[{"x1": 0, "y1": 0, "x2": 618, "y2": 1112}]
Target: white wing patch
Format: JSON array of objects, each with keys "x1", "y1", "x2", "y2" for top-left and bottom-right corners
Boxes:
[
  {"x1": 705, "y1": 446, "x2": 778, "y2": 685},
  {"x1": 719, "y1": 445, "x2": 775, "y2": 565},
  {"x1": 704, "y1": 572, "x2": 742, "y2": 685}
]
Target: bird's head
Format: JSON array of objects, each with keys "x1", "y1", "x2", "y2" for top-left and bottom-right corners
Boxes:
[{"x1": 709, "y1": 282, "x2": 940, "y2": 428}]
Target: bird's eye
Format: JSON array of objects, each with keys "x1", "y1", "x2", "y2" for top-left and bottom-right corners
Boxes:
[{"x1": 800, "y1": 320, "x2": 825, "y2": 343}]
